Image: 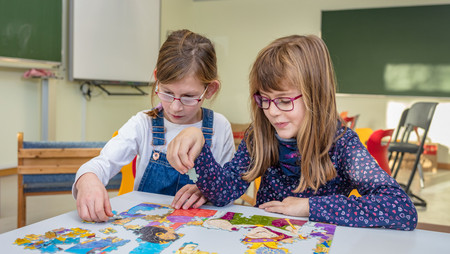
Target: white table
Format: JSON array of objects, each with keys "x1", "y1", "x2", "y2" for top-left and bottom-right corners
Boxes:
[{"x1": 1, "y1": 191, "x2": 448, "y2": 253}]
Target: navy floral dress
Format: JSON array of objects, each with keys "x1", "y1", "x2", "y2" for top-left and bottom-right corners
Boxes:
[{"x1": 194, "y1": 125, "x2": 418, "y2": 230}]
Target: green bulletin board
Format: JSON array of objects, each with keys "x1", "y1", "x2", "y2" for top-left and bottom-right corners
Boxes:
[
  {"x1": 0, "y1": 0, "x2": 62, "y2": 62},
  {"x1": 322, "y1": 5, "x2": 450, "y2": 97}
]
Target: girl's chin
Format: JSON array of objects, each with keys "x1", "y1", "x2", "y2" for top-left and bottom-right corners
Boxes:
[{"x1": 276, "y1": 131, "x2": 296, "y2": 140}]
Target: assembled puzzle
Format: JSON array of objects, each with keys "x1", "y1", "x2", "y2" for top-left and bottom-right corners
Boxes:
[{"x1": 14, "y1": 202, "x2": 336, "y2": 253}]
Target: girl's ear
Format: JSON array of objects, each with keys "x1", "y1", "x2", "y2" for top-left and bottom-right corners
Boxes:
[
  {"x1": 153, "y1": 68, "x2": 157, "y2": 81},
  {"x1": 204, "y1": 80, "x2": 220, "y2": 99}
]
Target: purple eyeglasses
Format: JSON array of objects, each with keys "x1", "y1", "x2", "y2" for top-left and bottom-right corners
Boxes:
[{"x1": 253, "y1": 93, "x2": 303, "y2": 111}]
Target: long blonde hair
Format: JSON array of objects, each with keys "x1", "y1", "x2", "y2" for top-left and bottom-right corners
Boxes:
[
  {"x1": 243, "y1": 35, "x2": 341, "y2": 193},
  {"x1": 147, "y1": 29, "x2": 219, "y2": 117}
]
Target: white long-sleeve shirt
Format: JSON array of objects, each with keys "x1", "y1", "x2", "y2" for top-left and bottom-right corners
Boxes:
[{"x1": 72, "y1": 110, "x2": 235, "y2": 198}]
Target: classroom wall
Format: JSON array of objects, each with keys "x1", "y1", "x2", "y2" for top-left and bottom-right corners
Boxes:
[
  {"x1": 161, "y1": 0, "x2": 450, "y2": 164},
  {"x1": 1, "y1": 0, "x2": 450, "y2": 170}
]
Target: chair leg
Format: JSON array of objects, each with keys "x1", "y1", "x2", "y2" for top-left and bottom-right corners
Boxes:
[
  {"x1": 392, "y1": 152, "x2": 405, "y2": 178},
  {"x1": 389, "y1": 152, "x2": 399, "y2": 177},
  {"x1": 404, "y1": 154, "x2": 427, "y2": 207},
  {"x1": 409, "y1": 192, "x2": 427, "y2": 207},
  {"x1": 405, "y1": 155, "x2": 421, "y2": 193},
  {"x1": 17, "y1": 175, "x2": 26, "y2": 228},
  {"x1": 418, "y1": 163, "x2": 425, "y2": 189},
  {"x1": 390, "y1": 151, "x2": 427, "y2": 207}
]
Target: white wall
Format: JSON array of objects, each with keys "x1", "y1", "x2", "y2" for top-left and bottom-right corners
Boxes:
[
  {"x1": 1, "y1": 0, "x2": 450, "y2": 169},
  {"x1": 0, "y1": 67, "x2": 40, "y2": 168}
]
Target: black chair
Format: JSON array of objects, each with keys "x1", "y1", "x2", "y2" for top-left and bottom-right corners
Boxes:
[
  {"x1": 388, "y1": 108, "x2": 425, "y2": 187},
  {"x1": 388, "y1": 108, "x2": 425, "y2": 188},
  {"x1": 388, "y1": 108, "x2": 409, "y2": 160},
  {"x1": 388, "y1": 102, "x2": 438, "y2": 207}
]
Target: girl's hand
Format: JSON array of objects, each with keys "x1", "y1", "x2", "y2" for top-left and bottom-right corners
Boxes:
[
  {"x1": 167, "y1": 127, "x2": 205, "y2": 174},
  {"x1": 75, "y1": 172, "x2": 114, "y2": 222},
  {"x1": 171, "y1": 184, "x2": 207, "y2": 209},
  {"x1": 259, "y1": 197, "x2": 310, "y2": 217}
]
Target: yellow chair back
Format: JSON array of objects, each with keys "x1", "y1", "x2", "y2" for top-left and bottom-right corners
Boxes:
[
  {"x1": 355, "y1": 128, "x2": 373, "y2": 148},
  {"x1": 112, "y1": 131, "x2": 135, "y2": 196}
]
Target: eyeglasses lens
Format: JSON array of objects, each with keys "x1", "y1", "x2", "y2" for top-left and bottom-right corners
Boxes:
[
  {"x1": 254, "y1": 94, "x2": 294, "y2": 111},
  {"x1": 180, "y1": 98, "x2": 198, "y2": 106},
  {"x1": 274, "y1": 98, "x2": 293, "y2": 111}
]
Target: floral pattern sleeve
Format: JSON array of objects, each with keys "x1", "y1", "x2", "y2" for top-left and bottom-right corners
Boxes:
[
  {"x1": 308, "y1": 130, "x2": 418, "y2": 230},
  {"x1": 195, "y1": 140, "x2": 252, "y2": 206}
]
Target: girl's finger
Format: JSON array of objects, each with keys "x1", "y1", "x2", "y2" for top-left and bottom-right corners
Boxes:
[
  {"x1": 168, "y1": 141, "x2": 188, "y2": 174},
  {"x1": 259, "y1": 200, "x2": 282, "y2": 209},
  {"x1": 177, "y1": 140, "x2": 196, "y2": 173},
  {"x1": 263, "y1": 205, "x2": 285, "y2": 215},
  {"x1": 87, "y1": 201, "x2": 100, "y2": 222},
  {"x1": 172, "y1": 187, "x2": 189, "y2": 209},
  {"x1": 78, "y1": 203, "x2": 92, "y2": 222},
  {"x1": 193, "y1": 196, "x2": 207, "y2": 209},
  {"x1": 182, "y1": 190, "x2": 202, "y2": 209},
  {"x1": 171, "y1": 190, "x2": 183, "y2": 207},
  {"x1": 103, "y1": 193, "x2": 114, "y2": 218}
]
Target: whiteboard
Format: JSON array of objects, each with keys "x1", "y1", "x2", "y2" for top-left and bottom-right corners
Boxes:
[{"x1": 69, "y1": 0, "x2": 160, "y2": 83}]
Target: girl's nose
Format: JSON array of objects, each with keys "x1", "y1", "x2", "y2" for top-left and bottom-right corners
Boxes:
[{"x1": 170, "y1": 99, "x2": 184, "y2": 112}]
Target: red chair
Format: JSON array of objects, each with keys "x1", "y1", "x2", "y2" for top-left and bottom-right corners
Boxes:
[
  {"x1": 345, "y1": 115, "x2": 359, "y2": 129},
  {"x1": 367, "y1": 129, "x2": 394, "y2": 175},
  {"x1": 340, "y1": 112, "x2": 359, "y2": 130}
]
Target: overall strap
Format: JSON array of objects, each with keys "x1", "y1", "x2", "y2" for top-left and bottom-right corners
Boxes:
[
  {"x1": 201, "y1": 107, "x2": 214, "y2": 147},
  {"x1": 151, "y1": 109, "x2": 165, "y2": 146}
]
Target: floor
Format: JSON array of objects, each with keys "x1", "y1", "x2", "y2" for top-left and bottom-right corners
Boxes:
[{"x1": 1, "y1": 168, "x2": 449, "y2": 234}]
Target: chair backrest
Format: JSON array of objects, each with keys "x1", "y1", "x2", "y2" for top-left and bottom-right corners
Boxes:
[
  {"x1": 231, "y1": 123, "x2": 250, "y2": 150},
  {"x1": 355, "y1": 128, "x2": 374, "y2": 148},
  {"x1": 239, "y1": 176, "x2": 261, "y2": 207},
  {"x1": 392, "y1": 108, "x2": 409, "y2": 143},
  {"x1": 398, "y1": 102, "x2": 438, "y2": 150},
  {"x1": 343, "y1": 114, "x2": 359, "y2": 129},
  {"x1": 18, "y1": 132, "x2": 106, "y2": 174},
  {"x1": 112, "y1": 131, "x2": 137, "y2": 196},
  {"x1": 367, "y1": 129, "x2": 394, "y2": 175},
  {"x1": 405, "y1": 102, "x2": 438, "y2": 130}
]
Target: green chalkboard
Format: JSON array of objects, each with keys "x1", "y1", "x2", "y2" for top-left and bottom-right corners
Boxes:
[
  {"x1": 0, "y1": 0, "x2": 62, "y2": 62},
  {"x1": 322, "y1": 5, "x2": 450, "y2": 97}
]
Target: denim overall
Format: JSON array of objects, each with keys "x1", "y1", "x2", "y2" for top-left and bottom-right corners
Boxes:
[{"x1": 138, "y1": 108, "x2": 214, "y2": 195}]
